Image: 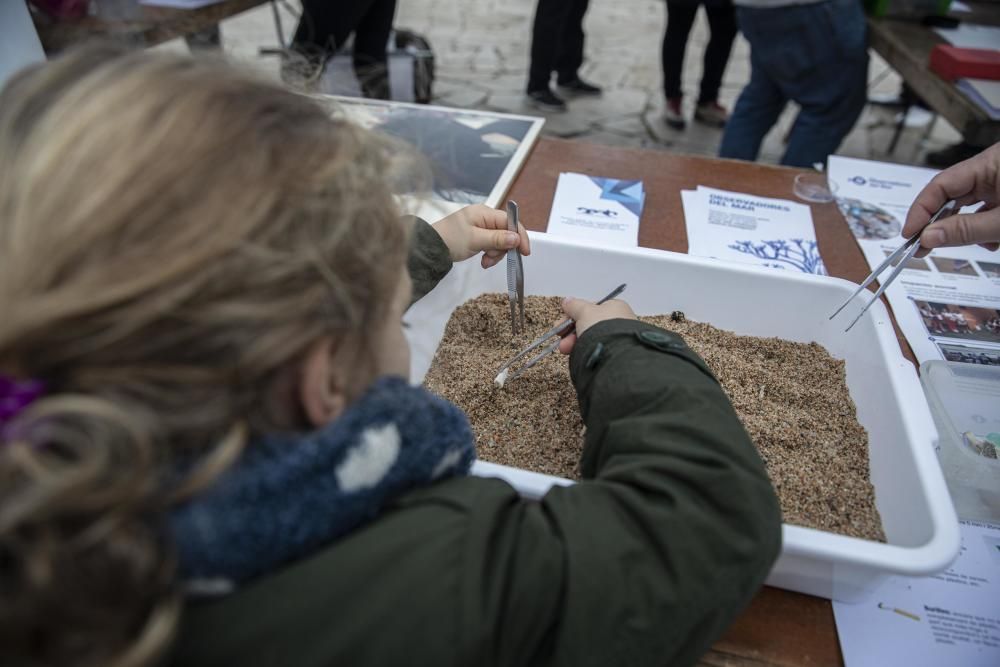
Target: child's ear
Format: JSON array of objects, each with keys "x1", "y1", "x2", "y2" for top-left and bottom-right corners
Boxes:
[{"x1": 299, "y1": 337, "x2": 349, "y2": 427}]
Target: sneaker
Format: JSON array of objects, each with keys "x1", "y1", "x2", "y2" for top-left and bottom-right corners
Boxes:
[
  {"x1": 694, "y1": 101, "x2": 729, "y2": 128},
  {"x1": 664, "y1": 97, "x2": 685, "y2": 130},
  {"x1": 525, "y1": 89, "x2": 568, "y2": 113},
  {"x1": 557, "y1": 77, "x2": 603, "y2": 97}
]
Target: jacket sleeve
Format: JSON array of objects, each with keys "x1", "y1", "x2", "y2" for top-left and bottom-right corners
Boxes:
[
  {"x1": 457, "y1": 318, "x2": 783, "y2": 667},
  {"x1": 405, "y1": 216, "x2": 452, "y2": 304}
]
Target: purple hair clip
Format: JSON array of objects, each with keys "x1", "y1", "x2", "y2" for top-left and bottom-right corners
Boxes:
[{"x1": 0, "y1": 375, "x2": 47, "y2": 430}]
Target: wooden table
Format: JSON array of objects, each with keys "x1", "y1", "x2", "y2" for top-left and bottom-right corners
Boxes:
[
  {"x1": 31, "y1": 0, "x2": 270, "y2": 53},
  {"x1": 867, "y1": 2, "x2": 1000, "y2": 148},
  {"x1": 506, "y1": 137, "x2": 897, "y2": 666}
]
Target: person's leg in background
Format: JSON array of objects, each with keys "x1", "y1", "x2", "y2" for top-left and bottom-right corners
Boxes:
[
  {"x1": 527, "y1": 0, "x2": 571, "y2": 111},
  {"x1": 291, "y1": 0, "x2": 356, "y2": 60},
  {"x1": 661, "y1": 0, "x2": 700, "y2": 130},
  {"x1": 352, "y1": 0, "x2": 397, "y2": 99},
  {"x1": 286, "y1": 0, "x2": 378, "y2": 89},
  {"x1": 780, "y1": 52, "x2": 867, "y2": 167},
  {"x1": 779, "y1": 0, "x2": 868, "y2": 167},
  {"x1": 555, "y1": 0, "x2": 602, "y2": 96},
  {"x1": 717, "y1": 7, "x2": 787, "y2": 162},
  {"x1": 693, "y1": 0, "x2": 738, "y2": 127}
]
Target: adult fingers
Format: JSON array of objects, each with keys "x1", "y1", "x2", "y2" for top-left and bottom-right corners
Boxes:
[
  {"x1": 903, "y1": 165, "x2": 978, "y2": 239},
  {"x1": 919, "y1": 207, "x2": 1000, "y2": 249}
]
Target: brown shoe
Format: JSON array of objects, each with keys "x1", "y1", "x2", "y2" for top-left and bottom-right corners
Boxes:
[{"x1": 694, "y1": 101, "x2": 729, "y2": 128}]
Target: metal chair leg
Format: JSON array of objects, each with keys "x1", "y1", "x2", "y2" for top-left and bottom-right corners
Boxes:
[{"x1": 887, "y1": 104, "x2": 909, "y2": 155}]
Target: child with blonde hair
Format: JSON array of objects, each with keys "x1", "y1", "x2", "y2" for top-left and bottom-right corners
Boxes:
[{"x1": 0, "y1": 47, "x2": 780, "y2": 667}]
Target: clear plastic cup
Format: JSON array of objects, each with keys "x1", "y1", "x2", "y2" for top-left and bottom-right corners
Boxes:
[{"x1": 793, "y1": 172, "x2": 838, "y2": 204}]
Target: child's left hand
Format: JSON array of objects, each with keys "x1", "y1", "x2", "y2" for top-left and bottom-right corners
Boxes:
[{"x1": 432, "y1": 204, "x2": 531, "y2": 269}]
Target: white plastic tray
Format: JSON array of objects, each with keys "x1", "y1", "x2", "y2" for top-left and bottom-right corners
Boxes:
[{"x1": 405, "y1": 232, "x2": 960, "y2": 602}]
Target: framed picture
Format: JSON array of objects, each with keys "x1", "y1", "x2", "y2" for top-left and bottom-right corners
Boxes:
[{"x1": 323, "y1": 96, "x2": 545, "y2": 209}]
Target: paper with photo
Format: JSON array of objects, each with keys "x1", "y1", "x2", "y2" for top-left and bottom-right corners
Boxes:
[
  {"x1": 327, "y1": 96, "x2": 543, "y2": 209},
  {"x1": 827, "y1": 156, "x2": 1000, "y2": 366},
  {"x1": 682, "y1": 186, "x2": 825, "y2": 274},
  {"x1": 545, "y1": 172, "x2": 644, "y2": 247},
  {"x1": 833, "y1": 520, "x2": 1000, "y2": 667}
]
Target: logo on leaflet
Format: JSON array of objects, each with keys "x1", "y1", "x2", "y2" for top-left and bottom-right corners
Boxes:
[
  {"x1": 849, "y1": 174, "x2": 911, "y2": 191},
  {"x1": 577, "y1": 207, "x2": 618, "y2": 218}
]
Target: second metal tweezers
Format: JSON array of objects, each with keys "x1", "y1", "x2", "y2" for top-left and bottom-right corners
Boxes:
[
  {"x1": 829, "y1": 199, "x2": 957, "y2": 332},
  {"x1": 493, "y1": 283, "x2": 627, "y2": 387}
]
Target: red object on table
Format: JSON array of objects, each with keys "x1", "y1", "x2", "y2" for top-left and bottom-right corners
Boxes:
[
  {"x1": 929, "y1": 45, "x2": 1000, "y2": 81},
  {"x1": 30, "y1": 0, "x2": 90, "y2": 20}
]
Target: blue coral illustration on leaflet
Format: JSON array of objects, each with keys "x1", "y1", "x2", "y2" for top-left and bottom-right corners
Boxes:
[
  {"x1": 682, "y1": 186, "x2": 827, "y2": 276},
  {"x1": 729, "y1": 239, "x2": 827, "y2": 275}
]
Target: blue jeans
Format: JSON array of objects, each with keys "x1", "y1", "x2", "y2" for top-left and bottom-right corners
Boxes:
[{"x1": 718, "y1": 0, "x2": 869, "y2": 168}]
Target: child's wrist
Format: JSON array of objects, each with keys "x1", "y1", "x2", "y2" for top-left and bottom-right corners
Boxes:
[{"x1": 430, "y1": 218, "x2": 461, "y2": 262}]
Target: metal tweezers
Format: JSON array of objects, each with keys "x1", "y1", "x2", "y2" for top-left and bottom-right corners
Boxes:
[
  {"x1": 506, "y1": 200, "x2": 525, "y2": 336},
  {"x1": 494, "y1": 283, "x2": 627, "y2": 387},
  {"x1": 830, "y1": 199, "x2": 958, "y2": 332}
]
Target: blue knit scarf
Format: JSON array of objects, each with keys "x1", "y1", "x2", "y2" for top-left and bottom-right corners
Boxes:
[{"x1": 169, "y1": 376, "x2": 475, "y2": 594}]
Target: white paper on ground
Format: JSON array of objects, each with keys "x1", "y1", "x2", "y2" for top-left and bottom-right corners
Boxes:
[
  {"x1": 833, "y1": 520, "x2": 1000, "y2": 667},
  {"x1": 682, "y1": 186, "x2": 826, "y2": 274},
  {"x1": 827, "y1": 156, "x2": 1000, "y2": 366},
  {"x1": 545, "y1": 172, "x2": 644, "y2": 247}
]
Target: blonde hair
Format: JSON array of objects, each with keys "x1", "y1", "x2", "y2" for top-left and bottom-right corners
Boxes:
[{"x1": 0, "y1": 46, "x2": 411, "y2": 666}]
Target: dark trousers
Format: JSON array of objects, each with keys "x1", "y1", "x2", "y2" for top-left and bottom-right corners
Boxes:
[
  {"x1": 662, "y1": 1, "x2": 737, "y2": 104},
  {"x1": 292, "y1": 0, "x2": 398, "y2": 96},
  {"x1": 527, "y1": 0, "x2": 590, "y2": 93},
  {"x1": 718, "y1": 0, "x2": 868, "y2": 167}
]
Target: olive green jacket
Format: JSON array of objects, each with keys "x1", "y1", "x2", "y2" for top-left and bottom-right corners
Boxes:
[{"x1": 171, "y1": 220, "x2": 782, "y2": 667}]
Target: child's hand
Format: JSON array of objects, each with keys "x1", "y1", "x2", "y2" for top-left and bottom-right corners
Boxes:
[
  {"x1": 432, "y1": 204, "x2": 531, "y2": 268},
  {"x1": 557, "y1": 297, "x2": 636, "y2": 355}
]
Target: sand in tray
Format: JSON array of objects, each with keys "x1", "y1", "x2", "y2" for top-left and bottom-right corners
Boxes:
[{"x1": 424, "y1": 293, "x2": 886, "y2": 542}]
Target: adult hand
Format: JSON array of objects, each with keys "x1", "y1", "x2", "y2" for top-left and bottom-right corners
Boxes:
[
  {"x1": 557, "y1": 297, "x2": 636, "y2": 355},
  {"x1": 903, "y1": 142, "x2": 1000, "y2": 254},
  {"x1": 431, "y1": 204, "x2": 531, "y2": 268}
]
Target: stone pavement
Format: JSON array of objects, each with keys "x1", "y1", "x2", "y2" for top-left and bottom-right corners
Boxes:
[{"x1": 184, "y1": 0, "x2": 962, "y2": 168}]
